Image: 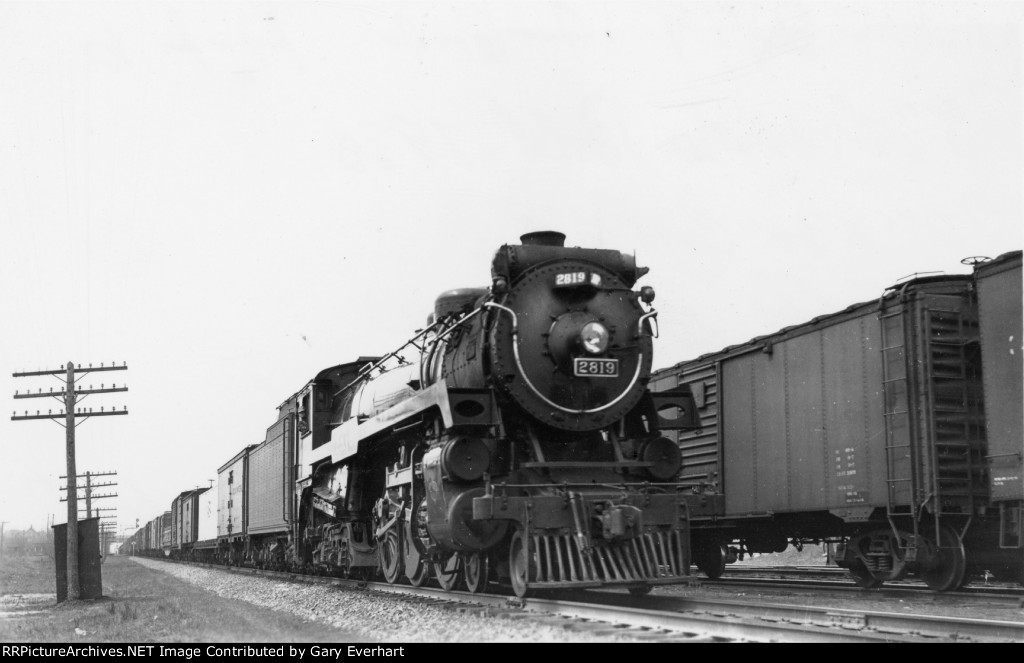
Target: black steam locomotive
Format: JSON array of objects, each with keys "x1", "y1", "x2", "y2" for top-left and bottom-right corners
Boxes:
[{"x1": 132, "y1": 232, "x2": 702, "y2": 598}]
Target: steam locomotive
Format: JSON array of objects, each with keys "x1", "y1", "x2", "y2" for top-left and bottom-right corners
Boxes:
[{"x1": 125, "y1": 232, "x2": 702, "y2": 598}]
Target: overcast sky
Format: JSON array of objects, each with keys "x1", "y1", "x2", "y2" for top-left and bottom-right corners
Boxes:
[{"x1": 1, "y1": 1, "x2": 1020, "y2": 533}]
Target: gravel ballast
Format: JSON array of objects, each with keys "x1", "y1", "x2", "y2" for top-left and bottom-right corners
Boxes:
[{"x1": 130, "y1": 557, "x2": 635, "y2": 643}]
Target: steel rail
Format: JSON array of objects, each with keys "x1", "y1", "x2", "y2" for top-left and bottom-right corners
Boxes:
[{"x1": 135, "y1": 557, "x2": 1023, "y2": 643}]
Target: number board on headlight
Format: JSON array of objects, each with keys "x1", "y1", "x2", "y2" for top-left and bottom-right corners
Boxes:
[
  {"x1": 574, "y1": 358, "x2": 619, "y2": 377},
  {"x1": 554, "y1": 271, "x2": 603, "y2": 288}
]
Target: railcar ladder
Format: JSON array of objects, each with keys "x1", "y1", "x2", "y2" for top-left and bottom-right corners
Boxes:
[{"x1": 880, "y1": 308, "x2": 918, "y2": 522}]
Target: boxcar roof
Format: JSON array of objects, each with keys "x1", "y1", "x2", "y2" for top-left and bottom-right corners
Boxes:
[
  {"x1": 217, "y1": 443, "x2": 258, "y2": 473},
  {"x1": 974, "y1": 249, "x2": 1022, "y2": 278},
  {"x1": 657, "y1": 271, "x2": 976, "y2": 372}
]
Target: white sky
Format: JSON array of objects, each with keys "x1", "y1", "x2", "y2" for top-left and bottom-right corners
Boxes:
[{"x1": 0, "y1": 1, "x2": 1021, "y2": 532}]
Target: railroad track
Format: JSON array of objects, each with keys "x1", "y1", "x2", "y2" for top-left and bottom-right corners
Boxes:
[
  {"x1": 149, "y1": 558, "x2": 1024, "y2": 643},
  {"x1": 698, "y1": 566, "x2": 1024, "y2": 600}
]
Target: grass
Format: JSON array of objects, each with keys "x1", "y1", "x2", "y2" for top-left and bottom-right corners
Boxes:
[
  {"x1": 0, "y1": 553, "x2": 56, "y2": 595},
  {"x1": 0, "y1": 554, "x2": 375, "y2": 643}
]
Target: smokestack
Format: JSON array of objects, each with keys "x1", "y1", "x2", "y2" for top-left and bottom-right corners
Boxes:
[{"x1": 520, "y1": 231, "x2": 566, "y2": 247}]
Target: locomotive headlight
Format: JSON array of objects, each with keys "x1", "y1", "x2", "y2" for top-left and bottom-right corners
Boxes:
[{"x1": 580, "y1": 321, "x2": 610, "y2": 355}]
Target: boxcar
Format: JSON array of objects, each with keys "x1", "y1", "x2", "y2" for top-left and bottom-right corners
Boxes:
[
  {"x1": 160, "y1": 511, "x2": 172, "y2": 553},
  {"x1": 653, "y1": 268, "x2": 1018, "y2": 590},
  {"x1": 181, "y1": 490, "x2": 194, "y2": 547},
  {"x1": 170, "y1": 491, "x2": 194, "y2": 556},
  {"x1": 217, "y1": 445, "x2": 255, "y2": 563},
  {"x1": 179, "y1": 487, "x2": 204, "y2": 547},
  {"x1": 170, "y1": 493, "x2": 182, "y2": 551},
  {"x1": 145, "y1": 518, "x2": 156, "y2": 552},
  {"x1": 190, "y1": 485, "x2": 219, "y2": 560},
  {"x1": 975, "y1": 251, "x2": 1023, "y2": 578}
]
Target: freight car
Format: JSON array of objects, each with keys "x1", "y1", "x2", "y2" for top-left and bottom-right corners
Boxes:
[
  {"x1": 184, "y1": 486, "x2": 218, "y2": 559},
  {"x1": 651, "y1": 250, "x2": 1023, "y2": 590},
  {"x1": 131, "y1": 512, "x2": 171, "y2": 558},
  {"x1": 217, "y1": 445, "x2": 256, "y2": 564},
  {"x1": 126, "y1": 232, "x2": 703, "y2": 598},
  {"x1": 974, "y1": 251, "x2": 1023, "y2": 579},
  {"x1": 165, "y1": 487, "x2": 213, "y2": 560},
  {"x1": 118, "y1": 526, "x2": 144, "y2": 556}
]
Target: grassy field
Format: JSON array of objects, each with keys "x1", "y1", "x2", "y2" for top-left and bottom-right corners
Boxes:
[
  {"x1": 0, "y1": 553, "x2": 56, "y2": 595},
  {"x1": 0, "y1": 554, "x2": 373, "y2": 643}
]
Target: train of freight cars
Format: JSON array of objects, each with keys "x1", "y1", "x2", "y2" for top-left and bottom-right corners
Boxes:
[
  {"x1": 649, "y1": 250, "x2": 1022, "y2": 591},
  {"x1": 120, "y1": 232, "x2": 708, "y2": 598}
]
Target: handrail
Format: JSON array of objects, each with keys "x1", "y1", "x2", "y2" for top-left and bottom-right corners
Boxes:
[{"x1": 334, "y1": 302, "x2": 492, "y2": 398}]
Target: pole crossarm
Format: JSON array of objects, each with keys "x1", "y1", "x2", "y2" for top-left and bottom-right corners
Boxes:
[
  {"x1": 62, "y1": 493, "x2": 117, "y2": 502},
  {"x1": 60, "y1": 482, "x2": 117, "y2": 490},
  {"x1": 60, "y1": 472, "x2": 117, "y2": 479},
  {"x1": 15, "y1": 387, "x2": 127, "y2": 399},
  {"x1": 12, "y1": 410, "x2": 127, "y2": 421},
  {"x1": 13, "y1": 365, "x2": 127, "y2": 377}
]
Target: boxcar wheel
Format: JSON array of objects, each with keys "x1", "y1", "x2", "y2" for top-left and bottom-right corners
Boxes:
[
  {"x1": 919, "y1": 525, "x2": 966, "y2": 592},
  {"x1": 694, "y1": 542, "x2": 728, "y2": 580},
  {"x1": 848, "y1": 562, "x2": 884, "y2": 589}
]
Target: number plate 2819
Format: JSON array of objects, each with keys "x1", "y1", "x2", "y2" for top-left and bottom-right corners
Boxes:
[{"x1": 573, "y1": 358, "x2": 619, "y2": 377}]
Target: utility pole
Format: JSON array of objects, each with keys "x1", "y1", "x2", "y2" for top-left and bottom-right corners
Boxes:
[
  {"x1": 0, "y1": 521, "x2": 8, "y2": 560},
  {"x1": 98, "y1": 521, "x2": 118, "y2": 557},
  {"x1": 60, "y1": 471, "x2": 117, "y2": 520},
  {"x1": 12, "y1": 361, "x2": 128, "y2": 601},
  {"x1": 62, "y1": 471, "x2": 118, "y2": 563}
]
